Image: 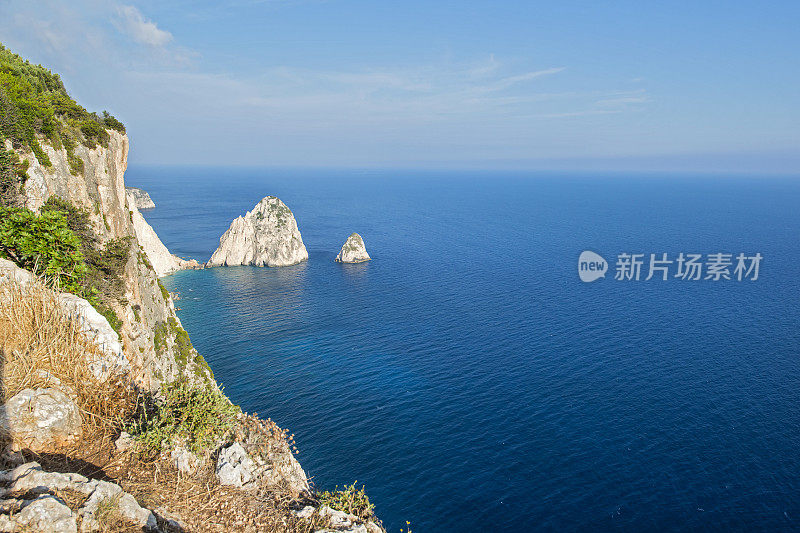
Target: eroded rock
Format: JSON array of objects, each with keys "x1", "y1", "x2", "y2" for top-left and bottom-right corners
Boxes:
[
  {"x1": 335, "y1": 233, "x2": 371, "y2": 263},
  {"x1": 207, "y1": 196, "x2": 308, "y2": 267},
  {"x1": 125, "y1": 186, "x2": 155, "y2": 209}
]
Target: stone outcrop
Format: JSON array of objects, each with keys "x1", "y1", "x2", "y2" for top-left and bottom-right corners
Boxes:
[
  {"x1": 216, "y1": 442, "x2": 257, "y2": 488},
  {"x1": 57, "y1": 293, "x2": 129, "y2": 380},
  {"x1": 207, "y1": 196, "x2": 308, "y2": 267},
  {"x1": 125, "y1": 186, "x2": 155, "y2": 209},
  {"x1": 335, "y1": 233, "x2": 371, "y2": 263},
  {"x1": 293, "y1": 505, "x2": 383, "y2": 533},
  {"x1": 0, "y1": 462, "x2": 159, "y2": 532},
  {"x1": 0, "y1": 389, "x2": 82, "y2": 452}
]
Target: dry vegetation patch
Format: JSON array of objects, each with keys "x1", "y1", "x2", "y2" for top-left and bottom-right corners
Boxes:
[{"x1": 0, "y1": 278, "x2": 134, "y2": 447}]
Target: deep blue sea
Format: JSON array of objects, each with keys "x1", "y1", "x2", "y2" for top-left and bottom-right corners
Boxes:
[{"x1": 128, "y1": 167, "x2": 800, "y2": 532}]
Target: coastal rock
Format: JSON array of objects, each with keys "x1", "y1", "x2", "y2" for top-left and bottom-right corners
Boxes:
[
  {"x1": 125, "y1": 186, "x2": 155, "y2": 209},
  {"x1": 0, "y1": 495, "x2": 78, "y2": 533},
  {"x1": 207, "y1": 196, "x2": 308, "y2": 267},
  {"x1": 335, "y1": 233, "x2": 371, "y2": 263},
  {"x1": 0, "y1": 389, "x2": 82, "y2": 452},
  {"x1": 128, "y1": 200, "x2": 200, "y2": 277}
]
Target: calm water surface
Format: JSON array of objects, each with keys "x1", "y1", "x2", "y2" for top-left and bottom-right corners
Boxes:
[{"x1": 128, "y1": 167, "x2": 800, "y2": 532}]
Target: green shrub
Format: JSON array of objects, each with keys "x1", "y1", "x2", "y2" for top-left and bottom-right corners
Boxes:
[
  {"x1": 0, "y1": 206, "x2": 86, "y2": 292},
  {"x1": 129, "y1": 379, "x2": 240, "y2": 457},
  {"x1": 93, "y1": 300, "x2": 123, "y2": 334},
  {"x1": 0, "y1": 137, "x2": 27, "y2": 207},
  {"x1": 41, "y1": 197, "x2": 131, "y2": 302},
  {"x1": 102, "y1": 111, "x2": 125, "y2": 133}
]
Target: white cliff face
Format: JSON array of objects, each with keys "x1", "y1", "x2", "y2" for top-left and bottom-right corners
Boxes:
[
  {"x1": 127, "y1": 196, "x2": 200, "y2": 277},
  {"x1": 125, "y1": 186, "x2": 155, "y2": 209},
  {"x1": 207, "y1": 196, "x2": 308, "y2": 267},
  {"x1": 13, "y1": 131, "x2": 209, "y2": 390},
  {"x1": 335, "y1": 233, "x2": 371, "y2": 263}
]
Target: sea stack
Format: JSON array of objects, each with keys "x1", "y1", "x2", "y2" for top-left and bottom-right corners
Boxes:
[
  {"x1": 207, "y1": 196, "x2": 308, "y2": 267},
  {"x1": 125, "y1": 187, "x2": 156, "y2": 209},
  {"x1": 335, "y1": 233, "x2": 371, "y2": 263}
]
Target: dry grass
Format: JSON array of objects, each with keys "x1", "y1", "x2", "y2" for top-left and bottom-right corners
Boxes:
[{"x1": 0, "y1": 277, "x2": 134, "y2": 443}]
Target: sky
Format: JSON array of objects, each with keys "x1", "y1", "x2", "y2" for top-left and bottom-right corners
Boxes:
[{"x1": 0, "y1": 0, "x2": 798, "y2": 172}]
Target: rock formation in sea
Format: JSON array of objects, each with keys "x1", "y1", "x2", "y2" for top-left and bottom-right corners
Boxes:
[
  {"x1": 125, "y1": 186, "x2": 156, "y2": 209},
  {"x1": 207, "y1": 196, "x2": 309, "y2": 267},
  {"x1": 335, "y1": 232, "x2": 372, "y2": 263}
]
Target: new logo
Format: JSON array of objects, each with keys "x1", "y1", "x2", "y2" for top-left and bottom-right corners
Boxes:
[{"x1": 578, "y1": 251, "x2": 607, "y2": 282}]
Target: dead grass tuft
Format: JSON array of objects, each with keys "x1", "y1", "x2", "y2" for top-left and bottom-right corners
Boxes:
[{"x1": 0, "y1": 277, "x2": 135, "y2": 443}]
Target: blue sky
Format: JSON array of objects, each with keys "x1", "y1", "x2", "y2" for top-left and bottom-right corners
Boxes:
[{"x1": 1, "y1": 1, "x2": 798, "y2": 171}]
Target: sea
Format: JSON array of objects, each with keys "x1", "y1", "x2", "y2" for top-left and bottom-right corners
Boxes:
[{"x1": 127, "y1": 167, "x2": 800, "y2": 532}]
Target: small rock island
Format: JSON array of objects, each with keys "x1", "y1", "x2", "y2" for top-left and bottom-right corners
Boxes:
[
  {"x1": 335, "y1": 232, "x2": 371, "y2": 263},
  {"x1": 207, "y1": 196, "x2": 309, "y2": 267},
  {"x1": 125, "y1": 186, "x2": 156, "y2": 209}
]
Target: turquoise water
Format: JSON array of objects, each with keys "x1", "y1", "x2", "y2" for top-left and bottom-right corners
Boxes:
[{"x1": 130, "y1": 168, "x2": 800, "y2": 532}]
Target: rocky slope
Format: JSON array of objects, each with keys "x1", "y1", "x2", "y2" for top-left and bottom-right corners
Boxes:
[
  {"x1": 0, "y1": 46, "x2": 383, "y2": 533},
  {"x1": 126, "y1": 186, "x2": 156, "y2": 209},
  {"x1": 0, "y1": 140, "x2": 383, "y2": 531},
  {"x1": 335, "y1": 233, "x2": 371, "y2": 263},
  {"x1": 207, "y1": 196, "x2": 308, "y2": 268},
  {"x1": 10, "y1": 130, "x2": 207, "y2": 391}
]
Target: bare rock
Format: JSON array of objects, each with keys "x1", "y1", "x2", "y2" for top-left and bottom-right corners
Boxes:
[
  {"x1": 0, "y1": 258, "x2": 34, "y2": 287},
  {"x1": 128, "y1": 200, "x2": 199, "y2": 277},
  {"x1": 56, "y1": 293, "x2": 128, "y2": 380},
  {"x1": 125, "y1": 187, "x2": 155, "y2": 209},
  {"x1": 171, "y1": 446, "x2": 201, "y2": 475},
  {"x1": 0, "y1": 463, "x2": 157, "y2": 532},
  {"x1": 207, "y1": 196, "x2": 308, "y2": 267},
  {"x1": 0, "y1": 494, "x2": 77, "y2": 533},
  {"x1": 335, "y1": 233, "x2": 371, "y2": 263},
  {"x1": 0, "y1": 388, "x2": 82, "y2": 452},
  {"x1": 216, "y1": 442, "x2": 257, "y2": 488}
]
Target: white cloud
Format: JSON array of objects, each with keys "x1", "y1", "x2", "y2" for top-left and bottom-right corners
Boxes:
[{"x1": 115, "y1": 5, "x2": 172, "y2": 47}]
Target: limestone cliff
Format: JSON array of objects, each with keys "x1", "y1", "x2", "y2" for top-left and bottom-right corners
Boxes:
[
  {"x1": 128, "y1": 195, "x2": 201, "y2": 277},
  {"x1": 15, "y1": 131, "x2": 209, "y2": 391},
  {"x1": 335, "y1": 233, "x2": 371, "y2": 263},
  {"x1": 207, "y1": 196, "x2": 309, "y2": 267}
]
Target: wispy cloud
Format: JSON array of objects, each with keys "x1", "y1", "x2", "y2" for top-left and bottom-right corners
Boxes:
[
  {"x1": 114, "y1": 5, "x2": 172, "y2": 47},
  {"x1": 475, "y1": 67, "x2": 566, "y2": 93}
]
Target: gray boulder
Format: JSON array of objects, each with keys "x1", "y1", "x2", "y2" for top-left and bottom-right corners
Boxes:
[
  {"x1": 0, "y1": 494, "x2": 77, "y2": 533},
  {"x1": 0, "y1": 388, "x2": 82, "y2": 452}
]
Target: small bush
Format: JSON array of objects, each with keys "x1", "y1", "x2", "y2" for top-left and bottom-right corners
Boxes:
[
  {"x1": 317, "y1": 482, "x2": 376, "y2": 522},
  {"x1": 102, "y1": 111, "x2": 125, "y2": 133},
  {"x1": 128, "y1": 379, "x2": 240, "y2": 457}
]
